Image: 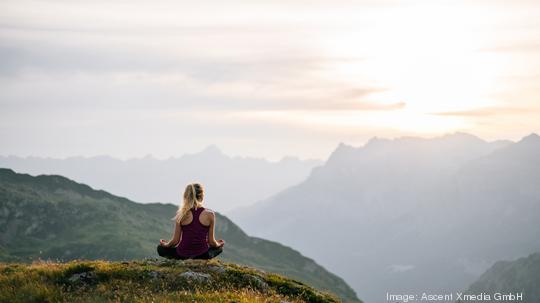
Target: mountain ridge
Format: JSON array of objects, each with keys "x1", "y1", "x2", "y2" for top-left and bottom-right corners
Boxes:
[
  {"x1": 0, "y1": 147, "x2": 322, "y2": 212},
  {"x1": 231, "y1": 132, "x2": 540, "y2": 303}
]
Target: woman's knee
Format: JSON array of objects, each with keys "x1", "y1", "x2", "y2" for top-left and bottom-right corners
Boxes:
[
  {"x1": 209, "y1": 247, "x2": 223, "y2": 258},
  {"x1": 156, "y1": 245, "x2": 166, "y2": 256}
]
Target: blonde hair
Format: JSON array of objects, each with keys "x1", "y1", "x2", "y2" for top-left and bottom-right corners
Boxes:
[{"x1": 172, "y1": 183, "x2": 204, "y2": 223}]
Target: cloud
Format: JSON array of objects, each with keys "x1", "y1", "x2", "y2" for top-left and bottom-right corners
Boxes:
[
  {"x1": 0, "y1": 30, "x2": 387, "y2": 113},
  {"x1": 0, "y1": 34, "x2": 363, "y2": 80},
  {"x1": 389, "y1": 264, "x2": 415, "y2": 273},
  {"x1": 431, "y1": 106, "x2": 540, "y2": 117},
  {"x1": 479, "y1": 43, "x2": 540, "y2": 53},
  {"x1": 286, "y1": 99, "x2": 405, "y2": 111},
  {"x1": 0, "y1": 71, "x2": 394, "y2": 113}
]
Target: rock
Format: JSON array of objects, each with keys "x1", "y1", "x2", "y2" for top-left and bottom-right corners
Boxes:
[
  {"x1": 182, "y1": 259, "x2": 207, "y2": 266},
  {"x1": 142, "y1": 257, "x2": 161, "y2": 266},
  {"x1": 148, "y1": 271, "x2": 160, "y2": 279},
  {"x1": 68, "y1": 271, "x2": 96, "y2": 283},
  {"x1": 158, "y1": 259, "x2": 183, "y2": 267},
  {"x1": 179, "y1": 271, "x2": 211, "y2": 282},
  {"x1": 207, "y1": 265, "x2": 226, "y2": 274},
  {"x1": 244, "y1": 274, "x2": 269, "y2": 292}
]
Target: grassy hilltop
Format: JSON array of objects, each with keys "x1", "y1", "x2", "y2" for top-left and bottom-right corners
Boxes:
[{"x1": 0, "y1": 258, "x2": 339, "y2": 303}]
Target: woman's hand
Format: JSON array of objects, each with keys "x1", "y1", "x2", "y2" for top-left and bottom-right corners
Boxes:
[
  {"x1": 159, "y1": 239, "x2": 170, "y2": 247},
  {"x1": 217, "y1": 239, "x2": 225, "y2": 247}
]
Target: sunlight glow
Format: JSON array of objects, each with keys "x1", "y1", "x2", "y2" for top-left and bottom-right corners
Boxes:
[{"x1": 317, "y1": 3, "x2": 508, "y2": 132}]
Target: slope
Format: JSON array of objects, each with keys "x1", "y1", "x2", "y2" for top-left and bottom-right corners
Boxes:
[
  {"x1": 463, "y1": 252, "x2": 540, "y2": 303},
  {"x1": 0, "y1": 168, "x2": 360, "y2": 302}
]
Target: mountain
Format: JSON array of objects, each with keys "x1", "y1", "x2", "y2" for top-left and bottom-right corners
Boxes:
[
  {"x1": 230, "y1": 133, "x2": 539, "y2": 303},
  {"x1": 0, "y1": 259, "x2": 340, "y2": 303},
  {"x1": 0, "y1": 146, "x2": 321, "y2": 212},
  {"x1": 462, "y1": 252, "x2": 540, "y2": 303},
  {"x1": 0, "y1": 168, "x2": 360, "y2": 303}
]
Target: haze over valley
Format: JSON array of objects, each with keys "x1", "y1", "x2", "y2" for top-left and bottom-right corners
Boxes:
[{"x1": 0, "y1": 146, "x2": 320, "y2": 212}]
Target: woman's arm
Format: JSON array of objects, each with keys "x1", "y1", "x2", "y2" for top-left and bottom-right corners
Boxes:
[
  {"x1": 160, "y1": 221, "x2": 182, "y2": 248},
  {"x1": 207, "y1": 212, "x2": 224, "y2": 248}
]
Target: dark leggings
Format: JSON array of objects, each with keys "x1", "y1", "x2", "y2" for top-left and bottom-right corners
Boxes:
[{"x1": 157, "y1": 245, "x2": 223, "y2": 260}]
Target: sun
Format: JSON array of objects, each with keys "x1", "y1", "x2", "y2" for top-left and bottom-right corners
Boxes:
[{"x1": 314, "y1": 3, "x2": 507, "y2": 133}]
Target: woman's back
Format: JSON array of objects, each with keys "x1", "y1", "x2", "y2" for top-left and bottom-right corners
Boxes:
[{"x1": 176, "y1": 207, "x2": 210, "y2": 257}]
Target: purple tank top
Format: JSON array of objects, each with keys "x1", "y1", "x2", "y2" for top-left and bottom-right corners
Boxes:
[{"x1": 176, "y1": 207, "x2": 210, "y2": 257}]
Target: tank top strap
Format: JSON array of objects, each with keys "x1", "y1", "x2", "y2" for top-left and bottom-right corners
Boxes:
[{"x1": 193, "y1": 207, "x2": 205, "y2": 220}]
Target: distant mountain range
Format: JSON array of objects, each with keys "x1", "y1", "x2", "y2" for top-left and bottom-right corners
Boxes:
[
  {"x1": 0, "y1": 146, "x2": 321, "y2": 212},
  {"x1": 0, "y1": 168, "x2": 360, "y2": 303},
  {"x1": 230, "y1": 132, "x2": 540, "y2": 303},
  {"x1": 463, "y1": 252, "x2": 540, "y2": 303}
]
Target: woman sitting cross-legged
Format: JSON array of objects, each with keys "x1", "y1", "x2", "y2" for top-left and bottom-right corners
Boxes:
[{"x1": 157, "y1": 183, "x2": 225, "y2": 260}]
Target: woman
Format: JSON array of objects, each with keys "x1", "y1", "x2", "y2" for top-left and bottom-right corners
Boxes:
[{"x1": 157, "y1": 183, "x2": 225, "y2": 260}]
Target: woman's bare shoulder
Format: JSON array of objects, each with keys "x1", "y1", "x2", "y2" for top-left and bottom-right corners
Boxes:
[
  {"x1": 202, "y1": 208, "x2": 215, "y2": 215},
  {"x1": 202, "y1": 208, "x2": 216, "y2": 220}
]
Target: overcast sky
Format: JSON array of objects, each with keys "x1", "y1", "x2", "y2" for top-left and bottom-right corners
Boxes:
[{"x1": 1, "y1": 0, "x2": 539, "y2": 160}]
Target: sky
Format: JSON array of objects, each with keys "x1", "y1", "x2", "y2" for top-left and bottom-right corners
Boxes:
[{"x1": 1, "y1": 0, "x2": 539, "y2": 161}]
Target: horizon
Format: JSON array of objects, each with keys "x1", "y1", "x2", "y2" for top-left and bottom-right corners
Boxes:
[
  {"x1": 0, "y1": 131, "x2": 537, "y2": 162},
  {"x1": 2, "y1": 0, "x2": 540, "y2": 161}
]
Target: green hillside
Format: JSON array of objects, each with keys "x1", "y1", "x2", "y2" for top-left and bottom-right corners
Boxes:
[
  {"x1": 463, "y1": 252, "x2": 540, "y2": 303},
  {"x1": 0, "y1": 258, "x2": 339, "y2": 303},
  {"x1": 0, "y1": 168, "x2": 360, "y2": 302}
]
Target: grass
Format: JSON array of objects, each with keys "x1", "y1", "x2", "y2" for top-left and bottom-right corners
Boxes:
[{"x1": 0, "y1": 258, "x2": 340, "y2": 303}]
